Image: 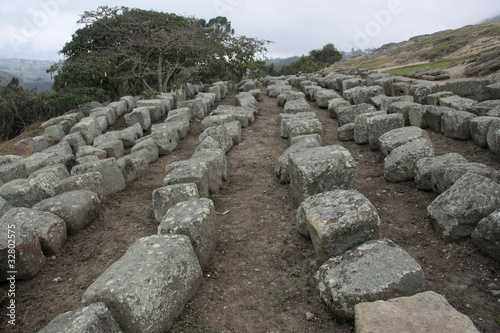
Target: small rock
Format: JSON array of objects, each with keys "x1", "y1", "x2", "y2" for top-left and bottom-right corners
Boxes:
[
  {"x1": 305, "y1": 311, "x2": 315, "y2": 321},
  {"x1": 488, "y1": 283, "x2": 497, "y2": 288}
]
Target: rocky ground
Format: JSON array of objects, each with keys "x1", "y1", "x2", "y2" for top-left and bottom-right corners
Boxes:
[{"x1": 1, "y1": 85, "x2": 500, "y2": 332}]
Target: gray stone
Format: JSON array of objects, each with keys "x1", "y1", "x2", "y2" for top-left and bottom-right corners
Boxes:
[
  {"x1": 191, "y1": 149, "x2": 227, "y2": 193},
  {"x1": 212, "y1": 105, "x2": 255, "y2": 126},
  {"x1": 158, "y1": 198, "x2": 217, "y2": 269},
  {"x1": 379, "y1": 96, "x2": 414, "y2": 112},
  {"x1": 208, "y1": 86, "x2": 221, "y2": 102},
  {"x1": 117, "y1": 150, "x2": 150, "y2": 185},
  {"x1": 77, "y1": 145, "x2": 107, "y2": 160},
  {"x1": 163, "y1": 160, "x2": 210, "y2": 198},
  {"x1": 223, "y1": 121, "x2": 242, "y2": 145},
  {"x1": 289, "y1": 134, "x2": 322, "y2": 146},
  {"x1": 89, "y1": 107, "x2": 118, "y2": 127},
  {"x1": 428, "y1": 173, "x2": 500, "y2": 242},
  {"x1": 70, "y1": 117, "x2": 102, "y2": 145},
  {"x1": 316, "y1": 89, "x2": 341, "y2": 108},
  {"x1": 304, "y1": 86, "x2": 323, "y2": 101},
  {"x1": 408, "y1": 104, "x2": 430, "y2": 128},
  {"x1": 131, "y1": 137, "x2": 159, "y2": 164},
  {"x1": 96, "y1": 140, "x2": 125, "y2": 159},
  {"x1": 430, "y1": 162, "x2": 498, "y2": 194},
  {"x1": 439, "y1": 95, "x2": 479, "y2": 110},
  {"x1": 277, "y1": 91, "x2": 305, "y2": 107},
  {"x1": 125, "y1": 107, "x2": 152, "y2": 131},
  {"x1": 379, "y1": 126, "x2": 431, "y2": 156},
  {"x1": 33, "y1": 190, "x2": 101, "y2": 235},
  {"x1": 328, "y1": 98, "x2": 351, "y2": 119},
  {"x1": 442, "y1": 111, "x2": 477, "y2": 140},
  {"x1": 472, "y1": 209, "x2": 500, "y2": 261},
  {"x1": 77, "y1": 155, "x2": 100, "y2": 165},
  {"x1": 0, "y1": 197, "x2": 13, "y2": 217},
  {"x1": 38, "y1": 302, "x2": 123, "y2": 333},
  {"x1": 167, "y1": 107, "x2": 191, "y2": 122},
  {"x1": 337, "y1": 104, "x2": 376, "y2": 127},
  {"x1": 61, "y1": 132, "x2": 87, "y2": 154},
  {"x1": 136, "y1": 99, "x2": 170, "y2": 115},
  {"x1": 297, "y1": 189, "x2": 380, "y2": 260},
  {"x1": 82, "y1": 234, "x2": 203, "y2": 333},
  {"x1": 280, "y1": 113, "x2": 316, "y2": 138},
  {"x1": 408, "y1": 82, "x2": 445, "y2": 104},
  {"x1": 343, "y1": 86, "x2": 385, "y2": 105},
  {"x1": 315, "y1": 238, "x2": 425, "y2": 319},
  {"x1": 177, "y1": 99, "x2": 207, "y2": 119},
  {"x1": 427, "y1": 91, "x2": 454, "y2": 105},
  {"x1": 1, "y1": 207, "x2": 66, "y2": 255},
  {"x1": 43, "y1": 124, "x2": 66, "y2": 142},
  {"x1": 71, "y1": 158, "x2": 126, "y2": 196},
  {"x1": 415, "y1": 154, "x2": 468, "y2": 191},
  {"x1": 150, "y1": 129, "x2": 179, "y2": 156},
  {"x1": 353, "y1": 111, "x2": 387, "y2": 145},
  {"x1": 22, "y1": 152, "x2": 75, "y2": 176},
  {"x1": 109, "y1": 100, "x2": 130, "y2": 116},
  {"x1": 366, "y1": 114, "x2": 405, "y2": 151},
  {"x1": 0, "y1": 222, "x2": 45, "y2": 280},
  {"x1": 289, "y1": 145, "x2": 356, "y2": 204},
  {"x1": 338, "y1": 123, "x2": 355, "y2": 141},
  {"x1": 384, "y1": 138, "x2": 435, "y2": 183},
  {"x1": 239, "y1": 80, "x2": 256, "y2": 92},
  {"x1": 287, "y1": 118, "x2": 323, "y2": 140},
  {"x1": 354, "y1": 291, "x2": 479, "y2": 333},
  {"x1": 201, "y1": 114, "x2": 237, "y2": 130},
  {"x1": 284, "y1": 99, "x2": 311, "y2": 114},
  {"x1": 93, "y1": 129, "x2": 138, "y2": 149},
  {"x1": 0, "y1": 173, "x2": 59, "y2": 208},
  {"x1": 268, "y1": 84, "x2": 292, "y2": 98},
  {"x1": 276, "y1": 136, "x2": 321, "y2": 184},
  {"x1": 199, "y1": 124, "x2": 233, "y2": 153},
  {"x1": 341, "y1": 78, "x2": 364, "y2": 92},
  {"x1": 466, "y1": 100, "x2": 500, "y2": 116},
  {"x1": 0, "y1": 161, "x2": 27, "y2": 184},
  {"x1": 196, "y1": 136, "x2": 223, "y2": 152},
  {"x1": 236, "y1": 92, "x2": 259, "y2": 112},
  {"x1": 486, "y1": 118, "x2": 500, "y2": 154},
  {"x1": 152, "y1": 183, "x2": 200, "y2": 222},
  {"x1": 425, "y1": 106, "x2": 455, "y2": 133},
  {"x1": 54, "y1": 172, "x2": 105, "y2": 201},
  {"x1": 387, "y1": 101, "x2": 421, "y2": 125},
  {"x1": 470, "y1": 117, "x2": 498, "y2": 147}
]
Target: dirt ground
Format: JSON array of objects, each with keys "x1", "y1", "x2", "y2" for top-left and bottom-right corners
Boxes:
[{"x1": 1, "y1": 85, "x2": 500, "y2": 333}]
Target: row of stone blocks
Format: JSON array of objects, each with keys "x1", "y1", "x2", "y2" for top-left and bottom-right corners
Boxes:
[
  {"x1": 265, "y1": 79, "x2": 479, "y2": 331},
  {"x1": 0, "y1": 81, "x2": 232, "y2": 331},
  {"x1": 38, "y1": 84, "x2": 260, "y2": 332}
]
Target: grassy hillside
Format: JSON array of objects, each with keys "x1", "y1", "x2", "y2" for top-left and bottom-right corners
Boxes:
[
  {"x1": 0, "y1": 59, "x2": 54, "y2": 92},
  {"x1": 326, "y1": 21, "x2": 500, "y2": 72}
]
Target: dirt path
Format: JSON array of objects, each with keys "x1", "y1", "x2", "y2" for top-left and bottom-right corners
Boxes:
[{"x1": 1, "y1": 85, "x2": 500, "y2": 332}]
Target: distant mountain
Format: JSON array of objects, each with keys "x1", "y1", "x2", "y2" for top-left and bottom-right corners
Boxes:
[
  {"x1": 0, "y1": 58, "x2": 54, "y2": 92},
  {"x1": 482, "y1": 14, "x2": 500, "y2": 24},
  {"x1": 266, "y1": 56, "x2": 300, "y2": 71}
]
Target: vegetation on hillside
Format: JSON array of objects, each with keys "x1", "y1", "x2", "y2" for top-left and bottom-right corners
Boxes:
[{"x1": 278, "y1": 43, "x2": 342, "y2": 75}]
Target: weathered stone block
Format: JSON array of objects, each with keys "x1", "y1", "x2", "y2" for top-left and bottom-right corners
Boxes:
[
  {"x1": 366, "y1": 113, "x2": 405, "y2": 151},
  {"x1": 164, "y1": 160, "x2": 210, "y2": 198},
  {"x1": 201, "y1": 114, "x2": 237, "y2": 130},
  {"x1": 344, "y1": 86, "x2": 384, "y2": 105},
  {"x1": 38, "y1": 302, "x2": 123, "y2": 333},
  {"x1": 82, "y1": 234, "x2": 203, "y2": 333},
  {"x1": 316, "y1": 89, "x2": 341, "y2": 108},
  {"x1": 158, "y1": 198, "x2": 217, "y2": 269},
  {"x1": 315, "y1": 239, "x2": 425, "y2": 319},
  {"x1": 70, "y1": 117, "x2": 102, "y2": 145},
  {"x1": 150, "y1": 129, "x2": 179, "y2": 156},
  {"x1": 378, "y1": 126, "x2": 431, "y2": 157},
  {"x1": 177, "y1": 99, "x2": 207, "y2": 119},
  {"x1": 284, "y1": 99, "x2": 311, "y2": 114},
  {"x1": 125, "y1": 107, "x2": 152, "y2": 131},
  {"x1": 0, "y1": 197, "x2": 13, "y2": 217},
  {"x1": 470, "y1": 116, "x2": 498, "y2": 147},
  {"x1": 223, "y1": 121, "x2": 242, "y2": 145},
  {"x1": 0, "y1": 161, "x2": 27, "y2": 184},
  {"x1": 199, "y1": 124, "x2": 233, "y2": 153},
  {"x1": 55, "y1": 171, "x2": 105, "y2": 201},
  {"x1": 276, "y1": 136, "x2": 321, "y2": 184},
  {"x1": 425, "y1": 106, "x2": 455, "y2": 133},
  {"x1": 297, "y1": 190, "x2": 380, "y2": 261},
  {"x1": 43, "y1": 124, "x2": 66, "y2": 142},
  {"x1": 430, "y1": 162, "x2": 498, "y2": 194},
  {"x1": 415, "y1": 154, "x2": 468, "y2": 191},
  {"x1": 152, "y1": 183, "x2": 199, "y2": 222},
  {"x1": 472, "y1": 209, "x2": 500, "y2": 261},
  {"x1": 279, "y1": 113, "x2": 316, "y2": 138},
  {"x1": 427, "y1": 91, "x2": 454, "y2": 105},
  {"x1": 337, "y1": 103, "x2": 377, "y2": 127},
  {"x1": 96, "y1": 140, "x2": 124, "y2": 159},
  {"x1": 289, "y1": 145, "x2": 356, "y2": 204},
  {"x1": 338, "y1": 123, "x2": 355, "y2": 141},
  {"x1": 354, "y1": 291, "x2": 479, "y2": 333},
  {"x1": 353, "y1": 111, "x2": 387, "y2": 145},
  {"x1": 441, "y1": 110, "x2": 476, "y2": 140},
  {"x1": 486, "y1": 118, "x2": 500, "y2": 155},
  {"x1": 287, "y1": 118, "x2": 323, "y2": 140},
  {"x1": 428, "y1": 173, "x2": 500, "y2": 242},
  {"x1": 117, "y1": 150, "x2": 150, "y2": 185},
  {"x1": 33, "y1": 190, "x2": 101, "y2": 235},
  {"x1": 191, "y1": 148, "x2": 227, "y2": 193},
  {"x1": 384, "y1": 138, "x2": 435, "y2": 183},
  {"x1": 71, "y1": 158, "x2": 126, "y2": 196},
  {"x1": 131, "y1": 137, "x2": 159, "y2": 164}
]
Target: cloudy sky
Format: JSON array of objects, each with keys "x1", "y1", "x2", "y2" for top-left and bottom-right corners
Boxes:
[{"x1": 1, "y1": 0, "x2": 499, "y2": 61}]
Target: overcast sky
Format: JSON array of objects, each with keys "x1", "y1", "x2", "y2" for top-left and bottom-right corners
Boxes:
[{"x1": 1, "y1": 0, "x2": 499, "y2": 61}]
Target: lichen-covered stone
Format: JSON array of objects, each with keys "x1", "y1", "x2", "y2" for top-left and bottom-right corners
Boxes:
[
  {"x1": 378, "y1": 126, "x2": 431, "y2": 157},
  {"x1": 71, "y1": 158, "x2": 126, "y2": 196},
  {"x1": 472, "y1": 209, "x2": 500, "y2": 261},
  {"x1": 415, "y1": 153, "x2": 468, "y2": 191}
]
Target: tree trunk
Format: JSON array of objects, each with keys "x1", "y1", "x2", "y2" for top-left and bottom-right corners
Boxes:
[{"x1": 157, "y1": 51, "x2": 163, "y2": 92}]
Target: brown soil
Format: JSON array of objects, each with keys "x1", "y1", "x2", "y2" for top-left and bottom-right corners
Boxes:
[{"x1": 1, "y1": 86, "x2": 500, "y2": 333}]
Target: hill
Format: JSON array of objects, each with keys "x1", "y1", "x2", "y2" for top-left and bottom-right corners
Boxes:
[
  {"x1": 0, "y1": 58, "x2": 54, "y2": 92},
  {"x1": 326, "y1": 21, "x2": 500, "y2": 78}
]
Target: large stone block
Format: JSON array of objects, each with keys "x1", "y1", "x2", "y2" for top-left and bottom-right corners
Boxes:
[
  {"x1": 425, "y1": 106, "x2": 455, "y2": 133},
  {"x1": 366, "y1": 113, "x2": 405, "y2": 151},
  {"x1": 276, "y1": 136, "x2": 321, "y2": 184},
  {"x1": 0, "y1": 222, "x2": 45, "y2": 280},
  {"x1": 430, "y1": 162, "x2": 498, "y2": 194},
  {"x1": 387, "y1": 101, "x2": 422, "y2": 125},
  {"x1": 191, "y1": 148, "x2": 228, "y2": 193},
  {"x1": 131, "y1": 137, "x2": 159, "y2": 164},
  {"x1": 96, "y1": 140, "x2": 125, "y2": 159},
  {"x1": 54, "y1": 171, "x2": 105, "y2": 201},
  {"x1": 378, "y1": 126, "x2": 431, "y2": 157},
  {"x1": 199, "y1": 124, "x2": 233, "y2": 153},
  {"x1": 235, "y1": 92, "x2": 259, "y2": 113},
  {"x1": 284, "y1": 99, "x2": 311, "y2": 114},
  {"x1": 354, "y1": 291, "x2": 479, "y2": 333},
  {"x1": 289, "y1": 146, "x2": 356, "y2": 204},
  {"x1": 441, "y1": 110, "x2": 476, "y2": 140},
  {"x1": 466, "y1": 99, "x2": 500, "y2": 116},
  {"x1": 472, "y1": 209, "x2": 500, "y2": 261},
  {"x1": 439, "y1": 95, "x2": 479, "y2": 110},
  {"x1": 315, "y1": 239, "x2": 425, "y2": 319},
  {"x1": 277, "y1": 91, "x2": 305, "y2": 107},
  {"x1": 1, "y1": 207, "x2": 66, "y2": 255},
  {"x1": 0, "y1": 197, "x2": 13, "y2": 217},
  {"x1": 150, "y1": 129, "x2": 179, "y2": 156},
  {"x1": 384, "y1": 138, "x2": 435, "y2": 183},
  {"x1": 70, "y1": 117, "x2": 102, "y2": 145},
  {"x1": 428, "y1": 173, "x2": 500, "y2": 242},
  {"x1": 279, "y1": 113, "x2": 316, "y2": 138},
  {"x1": 89, "y1": 107, "x2": 118, "y2": 127},
  {"x1": 82, "y1": 234, "x2": 203, "y2": 333},
  {"x1": 117, "y1": 150, "x2": 150, "y2": 185},
  {"x1": 486, "y1": 118, "x2": 500, "y2": 155},
  {"x1": 164, "y1": 160, "x2": 210, "y2": 198},
  {"x1": 158, "y1": 198, "x2": 217, "y2": 269},
  {"x1": 0, "y1": 173, "x2": 59, "y2": 208},
  {"x1": 177, "y1": 99, "x2": 207, "y2": 119},
  {"x1": 125, "y1": 107, "x2": 152, "y2": 131},
  {"x1": 136, "y1": 99, "x2": 170, "y2": 115},
  {"x1": 415, "y1": 153, "x2": 468, "y2": 191},
  {"x1": 33, "y1": 190, "x2": 101, "y2": 235},
  {"x1": 337, "y1": 103, "x2": 376, "y2": 127},
  {"x1": 201, "y1": 114, "x2": 237, "y2": 130},
  {"x1": 71, "y1": 158, "x2": 126, "y2": 196},
  {"x1": 38, "y1": 302, "x2": 123, "y2": 333},
  {"x1": 343, "y1": 86, "x2": 384, "y2": 105},
  {"x1": 152, "y1": 183, "x2": 199, "y2": 222},
  {"x1": 287, "y1": 118, "x2": 323, "y2": 140},
  {"x1": 0, "y1": 161, "x2": 27, "y2": 184},
  {"x1": 297, "y1": 190, "x2": 380, "y2": 260},
  {"x1": 470, "y1": 116, "x2": 498, "y2": 147},
  {"x1": 316, "y1": 89, "x2": 341, "y2": 108},
  {"x1": 223, "y1": 121, "x2": 242, "y2": 145}
]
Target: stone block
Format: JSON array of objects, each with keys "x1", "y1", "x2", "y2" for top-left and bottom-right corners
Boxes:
[
  {"x1": 353, "y1": 111, "x2": 387, "y2": 145},
  {"x1": 61, "y1": 132, "x2": 87, "y2": 154},
  {"x1": 277, "y1": 91, "x2": 305, "y2": 107},
  {"x1": 427, "y1": 91, "x2": 454, "y2": 105},
  {"x1": 191, "y1": 148, "x2": 227, "y2": 193},
  {"x1": 33, "y1": 190, "x2": 101, "y2": 235},
  {"x1": 425, "y1": 106, "x2": 455, "y2": 133},
  {"x1": 164, "y1": 160, "x2": 210, "y2": 198},
  {"x1": 384, "y1": 138, "x2": 435, "y2": 183},
  {"x1": 279, "y1": 113, "x2": 316, "y2": 138},
  {"x1": 276, "y1": 136, "x2": 321, "y2": 184},
  {"x1": 366, "y1": 114, "x2": 405, "y2": 151},
  {"x1": 439, "y1": 95, "x2": 479, "y2": 110},
  {"x1": 287, "y1": 118, "x2": 323, "y2": 140},
  {"x1": 408, "y1": 104, "x2": 430, "y2": 128},
  {"x1": 71, "y1": 158, "x2": 126, "y2": 196},
  {"x1": 343, "y1": 86, "x2": 384, "y2": 105},
  {"x1": 201, "y1": 114, "x2": 237, "y2": 130},
  {"x1": 0, "y1": 197, "x2": 13, "y2": 217},
  {"x1": 54, "y1": 171, "x2": 105, "y2": 201},
  {"x1": 338, "y1": 123, "x2": 355, "y2": 141},
  {"x1": 337, "y1": 103, "x2": 377, "y2": 127},
  {"x1": 428, "y1": 173, "x2": 500, "y2": 242},
  {"x1": 430, "y1": 162, "x2": 498, "y2": 194},
  {"x1": 70, "y1": 117, "x2": 102, "y2": 145},
  {"x1": 379, "y1": 96, "x2": 414, "y2": 112},
  {"x1": 236, "y1": 92, "x2": 259, "y2": 113},
  {"x1": 0, "y1": 173, "x2": 59, "y2": 208},
  {"x1": 387, "y1": 101, "x2": 420, "y2": 125},
  {"x1": 223, "y1": 121, "x2": 242, "y2": 145},
  {"x1": 316, "y1": 89, "x2": 341, "y2": 108},
  {"x1": 328, "y1": 98, "x2": 351, "y2": 119},
  {"x1": 315, "y1": 239, "x2": 425, "y2": 319},
  {"x1": 131, "y1": 137, "x2": 159, "y2": 164},
  {"x1": 152, "y1": 183, "x2": 200, "y2": 222},
  {"x1": 442, "y1": 110, "x2": 476, "y2": 140},
  {"x1": 150, "y1": 129, "x2": 179, "y2": 156},
  {"x1": 470, "y1": 116, "x2": 497, "y2": 147},
  {"x1": 125, "y1": 107, "x2": 152, "y2": 131},
  {"x1": 378, "y1": 126, "x2": 431, "y2": 157},
  {"x1": 415, "y1": 153, "x2": 468, "y2": 191},
  {"x1": 199, "y1": 124, "x2": 233, "y2": 153},
  {"x1": 289, "y1": 145, "x2": 356, "y2": 204},
  {"x1": 136, "y1": 99, "x2": 170, "y2": 115},
  {"x1": 297, "y1": 190, "x2": 380, "y2": 260},
  {"x1": 43, "y1": 124, "x2": 66, "y2": 142},
  {"x1": 96, "y1": 140, "x2": 125, "y2": 159},
  {"x1": 486, "y1": 118, "x2": 500, "y2": 154},
  {"x1": 158, "y1": 198, "x2": 217, "y2": 269},
  {"x1": 472, "y1": 209, "x2": 500, "y2": 261},
  {"x1": 38, "y1": 302, "x2": 123, "y2": 333},
  {"x1": 177, "y1": 99, "x2": 207, "y2": 119},
  {"x1": 82, "y1": 234, "x2": 203, "y2": 333},
  {"x1": 284, "y1": 99, "x2": 311, "y2": 114},
  {"x1": 0, "y1": 161, "x2": 27, "y2": 184},
  {"x1": 117, "y1": 150, "x2": 150, "y2": 185},
  {"x1": 466, "y1": 100, "x2": 500, "y2": 116},
  {"x1": 89, "y1": 107, "x2": 118, "y2": 127},
  {"x1": 354, "y1": 291, "x2": 479, "y2": 333}
]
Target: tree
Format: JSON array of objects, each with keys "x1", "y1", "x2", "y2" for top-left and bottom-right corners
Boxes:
[{"x1": 278, "y1": 43, "x2": 342, "y2": 75}]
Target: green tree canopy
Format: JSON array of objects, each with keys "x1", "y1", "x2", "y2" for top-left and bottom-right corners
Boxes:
[{"x1": 279, "y1": 43, "x2": 342, "y2": 75}]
